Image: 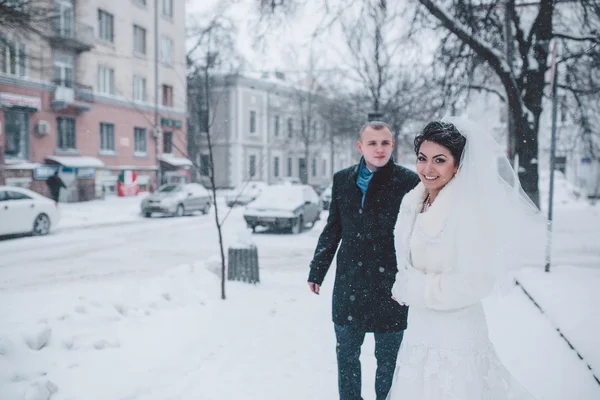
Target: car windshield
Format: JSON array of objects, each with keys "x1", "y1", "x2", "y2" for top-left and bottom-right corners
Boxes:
[
  {"x1": 251, "y1": 186, "x2": 303, "y2": 207},
  {"x1": 159, "y1": 185, "x2": 183, "y2": 193}
]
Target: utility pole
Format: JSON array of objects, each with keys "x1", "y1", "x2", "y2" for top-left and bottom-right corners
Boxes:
[
  {"x1": 153, "y1": 0, "x2": 162, "y2": 186},
  {"x1": 0, "y1": 124, "x2": 5, "y2": 185},
  {"x1": 545, "y1": 41, "x2": 559, "y2": 273},
  {"x1": 504, "y1": 0, "x2": 517, "y2": 161}
]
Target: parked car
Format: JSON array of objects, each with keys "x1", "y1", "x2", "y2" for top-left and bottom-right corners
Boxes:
[
  {"x1": 0, "y1": 186, "x2": 60, "y2": 236},
  {"x1": 141, "y1": 183, "x2": 211, "y2": 217},
  {"x1": 320, "y1": 185, "x2": 332, "y2": 210},
  {"x1": 243, "y1": 184, "x2": 321, "y2": 234},
  {"x1": 225, "y1": 181, "x2": 268, "y2": 207}
]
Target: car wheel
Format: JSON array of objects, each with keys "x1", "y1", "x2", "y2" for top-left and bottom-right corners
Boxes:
[
  {"x1": 248, "y1": 224, "x2": 256, "y2": 233},
  {"x1": 175, "y1": 204, "x2": 185, "y2": 217},
  {"x1": 144, "y1": 212, "x2": 152, "y2": 218},
  {"x1": 32, "y1": 214, "x2": 51, "y2": 236},
  {"x1": 291, "y1": 217, "x2": 303, "y2": 234},
  {"x1": 202, "y1": 203, "x2": 211, "y2": 214}
]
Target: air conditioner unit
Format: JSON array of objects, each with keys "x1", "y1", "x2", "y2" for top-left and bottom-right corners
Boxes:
[{"x1": 36, "y1": 120, "x2": 51, "y2": 136}]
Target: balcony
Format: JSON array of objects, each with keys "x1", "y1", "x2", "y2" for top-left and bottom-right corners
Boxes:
[
  {"x1": 47, "y1": 17, "x2": 94, "y2": 53},
  {"x1": 51, "y1": 81, "x2": 94, "y2": 114}
]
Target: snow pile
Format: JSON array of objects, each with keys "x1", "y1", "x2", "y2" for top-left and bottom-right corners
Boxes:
[{"x1": 0, "y1": 263, "x2": 218, "y2": 400}]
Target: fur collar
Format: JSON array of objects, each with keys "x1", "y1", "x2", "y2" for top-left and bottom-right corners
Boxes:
[{"x1": 394, "y1": 177, "x2": 459, "y2": 268}]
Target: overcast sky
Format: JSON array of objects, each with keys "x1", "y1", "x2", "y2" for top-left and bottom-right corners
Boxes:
[{"x1": 185, "y1": 0, "x2": 329, "y2": 74}]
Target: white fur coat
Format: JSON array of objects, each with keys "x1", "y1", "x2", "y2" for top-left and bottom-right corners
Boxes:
[{"x1": 391, "y1": 180, "x2": 496, "y2": 311}]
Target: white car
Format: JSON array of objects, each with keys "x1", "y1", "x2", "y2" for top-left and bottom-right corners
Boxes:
[
  {"x1": 243, "y1": 184, "x2": 321, "y2": 234},
  {"x1": 141, "y1": 183, "x2": 212, "y2": 217},
  {"x1": 0, "y1": 186, "x2": 60, "y2": 236},
  {"x1": 226, "y1": 181, "x2": 268, "y2": 207}
]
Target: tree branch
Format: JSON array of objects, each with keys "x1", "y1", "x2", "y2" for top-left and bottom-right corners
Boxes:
[{"x1": 553, "y1": 32, "x2": 600, "y2": 43}]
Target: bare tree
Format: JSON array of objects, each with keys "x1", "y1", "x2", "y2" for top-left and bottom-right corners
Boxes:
[
  {"x1": 187, "y1": 12, "x2": 243, "y2": 300},
  {"x1": 0, "y1": 0, "x2": 56, "y2": 35},
  {"x1": 412, "y1": 0, "x2": 600, "y2": 206},
  {"x1": 311, "y1": 1, "x2": 443, "y2": 159},
  {"x1": 252, "y1": 0, "x2": 600, "y2": 206}
]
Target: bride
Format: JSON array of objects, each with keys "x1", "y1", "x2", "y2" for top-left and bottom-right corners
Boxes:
[{"x1": 387, "y1": 118, "x2": 546, "y2": 399}]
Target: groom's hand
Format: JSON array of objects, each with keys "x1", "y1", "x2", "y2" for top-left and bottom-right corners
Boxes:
[{"x1": 308, "y1": 282, "x2": 320, "y2": 295}]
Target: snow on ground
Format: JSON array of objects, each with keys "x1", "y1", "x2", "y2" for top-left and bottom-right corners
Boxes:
[{"x1": 1, "y1": 185, "x2": 599, "y2": 399}]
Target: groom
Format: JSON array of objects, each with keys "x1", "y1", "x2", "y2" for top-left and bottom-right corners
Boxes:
[{"x1": 308, "y1": 121, "x2": 420, "y2": 400}]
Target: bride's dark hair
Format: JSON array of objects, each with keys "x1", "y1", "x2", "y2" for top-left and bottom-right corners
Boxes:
[{"x1": 414, "y1": 121, "x2": 467, "y2": 164}]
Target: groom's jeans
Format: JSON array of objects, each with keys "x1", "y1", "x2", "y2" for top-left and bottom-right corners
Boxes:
[{"x1": 334, "y1": 324, "x2": 404, "y2": 400}]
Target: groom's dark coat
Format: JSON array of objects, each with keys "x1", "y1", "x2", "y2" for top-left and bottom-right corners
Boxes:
[{"x1": 308, "y1": 158, "x2": 420, "y2": 332}]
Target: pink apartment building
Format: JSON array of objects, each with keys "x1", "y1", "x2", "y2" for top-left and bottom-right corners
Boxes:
[{"x1": 0, "y1": 0, "x2": 189, "y2": 201}]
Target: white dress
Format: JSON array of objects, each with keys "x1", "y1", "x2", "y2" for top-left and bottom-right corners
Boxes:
[{"x1": 387, "y1": 182, "x2": 535, "y2": 400}]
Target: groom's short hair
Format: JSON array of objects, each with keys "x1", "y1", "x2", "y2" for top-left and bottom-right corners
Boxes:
[{"x1": 359, "y1": 121, "x2": 393, "y2": 140}]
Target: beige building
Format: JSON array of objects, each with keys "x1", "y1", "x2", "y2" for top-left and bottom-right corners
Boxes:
[
  {"x1": 1, "y1": 0, "x2": 188, "y2": 199},
  {"x1": 189, "y1": 73, "x2": 357, "y2": 189}
]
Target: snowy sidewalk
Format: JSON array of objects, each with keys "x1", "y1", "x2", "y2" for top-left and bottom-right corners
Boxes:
[
  {"x1": 517, "y1": 266, "x2": 600, "y2": 384},
  {"x1": 1, "y1": 262, "x2": 599, "y2": 400},
  {"x1": 518, "y1": 200, "x2": 600, "y2": 385}
]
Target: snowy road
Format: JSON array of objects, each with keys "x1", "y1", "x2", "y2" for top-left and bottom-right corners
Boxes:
[
  {"x1": 0, "y1": 212, "x2": 227, "y2": 291},
  {"x1": 0, "y1": 205, "x2": 324, "y2": 292}
]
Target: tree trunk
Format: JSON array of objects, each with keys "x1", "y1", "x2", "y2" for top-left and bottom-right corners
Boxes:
[{"x1": 204, "y1": 64, "x2": 227, "y2": 300}]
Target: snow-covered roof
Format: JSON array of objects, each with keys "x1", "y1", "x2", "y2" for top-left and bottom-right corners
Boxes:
[
  {"x1": 3, "y1": 162, "x2": 41, "y2": 170},
  {"x1": 45, "y1": 156, "x2": 105, "y2": 168},
  {"x1": 159, "y1": 154, "x2": 193, "y2": 167}
]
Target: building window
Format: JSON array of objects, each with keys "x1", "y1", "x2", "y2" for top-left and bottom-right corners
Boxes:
[
  {"x1": 311, "y1": 158, "x2": 317, "y2": 177},
  {"x1": 163, "y1": 131, "x2": 173, "y2": 153},
  {"x1": 287, "y1": 157, "x2": 293, "y2": 177},
  {"x1": 249, "y1": 110, "x2": 256, "y2": 134},
  {"x1": 0, "y1": 39, "x2": 27, "y2": 77},
  {"x1": 200, "y1": 154, "x2": 210, "y2": 176},
  {"x1": 133, "y1": 75, "x2": 146, "y2": 102},
  {"x1": 57, "y1": 117, "x2": 76, "y2": 150},
  {"x1": 98, "y1": 66, "x2": 114, "y2": 94},
  {"x1": 322, "y1": 159, "x2": 327, "y2": 176},
  {"x1": 287, "y1": 117, "x2": 293, "y2": 138},
  {"x1": 98, "y1": 10, "x2": 114, "y2": 43},
  {"x1": 3, "y1": 110, "x2": 28, "y2": 159},
  {"x1": 312, "y1": 122, "x2": 317, "y2": 140},
  {"x1": 160, "y1": 36, "x2": 173, "y2": 65},
  {"x1": 133, "y1": 25, "x2": 147, "y2": 54},
  {"x1": 54, "y1": 54, "x2": 74, "y2": 87},
  {"x1": 249, "y1": 154, "x2": 257, "y2": 178},
  {"x1": 100, "y1": 123, "x2": 115, "y2": 151},
  {"x1": 134, "y1": 127, "x2": 147, "y2": 153},
  {"x1": 273, "y1": 156, "x2": 280, "y2": 178},
  {"x1": 162, "y1": 84, "x2": 173, "y2": 107},
  {"x1": 274, "y1": 115, "x2": 280, "y2": 137},
  {"x1": 162, "y1": 0, "x2": 173, "y2": 18}
]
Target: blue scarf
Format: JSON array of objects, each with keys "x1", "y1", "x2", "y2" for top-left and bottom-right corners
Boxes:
[{"x1": 356, "y1": 159, "x2": 375, "y2": 207}]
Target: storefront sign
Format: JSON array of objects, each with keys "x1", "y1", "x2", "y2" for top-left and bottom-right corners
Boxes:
[
  {"x1": 76, "y1": 168, "x2": 96, "y2": 179},
  {"x1": 0, "y1": 93, "x2": 41, "y2": 110},
  {"x1": 160, "y1": 117, "x2": 182, "y2": 129},
  {"x1": 33, "y1": 166, "x2": 59, "y2": 180}
]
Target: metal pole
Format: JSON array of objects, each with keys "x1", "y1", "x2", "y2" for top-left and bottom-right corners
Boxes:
[
  {"x1": 504, "y1": 0, "x2": 516, "y2": 159},
  {"x1": 545, "y1": 42, "x2": 558, "y2": 273},
  {"x1": 154, "y1": 0, "x2": 162, "y2": 186}
]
